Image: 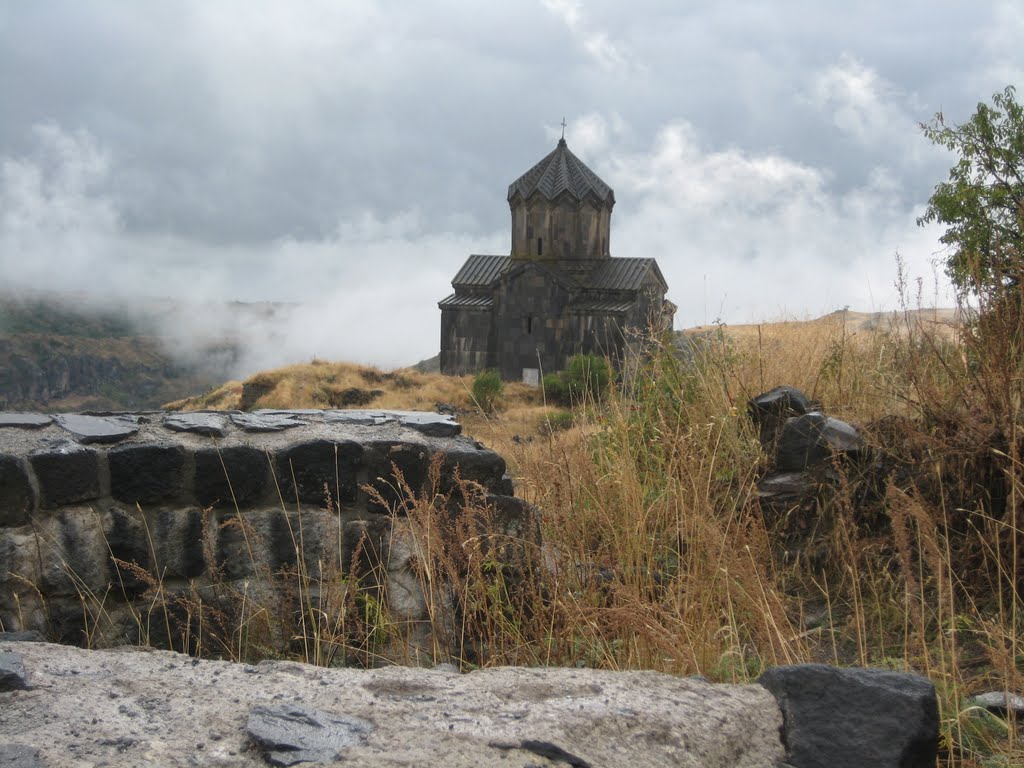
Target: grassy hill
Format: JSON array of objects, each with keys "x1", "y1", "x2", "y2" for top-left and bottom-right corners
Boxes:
[{"x1": 0, "y1": 293, "x2": 243, "y2": 411}]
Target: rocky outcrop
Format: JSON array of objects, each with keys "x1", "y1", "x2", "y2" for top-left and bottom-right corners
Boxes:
[
  {"x1": 0, "y1": 336, "x2": 221, "y2": 410},
  {"x1": 0, "y1": 409, "x2": 527, "y2": 659},
  {"x1": 0, "y1": 640, "x2": 942, "y2": 768}
]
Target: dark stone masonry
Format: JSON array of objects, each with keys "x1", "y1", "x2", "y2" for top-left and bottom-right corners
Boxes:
[{"x1": 0, "y1": 409, "x2": 524, "y2": 652}]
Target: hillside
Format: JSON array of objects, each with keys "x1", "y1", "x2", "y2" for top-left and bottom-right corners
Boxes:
[{"x1": 0, "y1": 293, "x2": 252, "y2": 411}]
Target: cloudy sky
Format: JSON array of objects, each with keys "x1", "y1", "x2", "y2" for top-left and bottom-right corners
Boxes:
[{"x1": 1, "y1": 1, "x2": 1021, "y2": 372}]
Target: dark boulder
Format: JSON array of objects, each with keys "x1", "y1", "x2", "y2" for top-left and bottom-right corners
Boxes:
[
  {"x1": 748, "y1": 386, "x2": 813, "y2": 448},
  {"x1": 776, "y1": 413, "x2": 862, "y2": 472},
  {"x1": 758, "y1": 664, "x2": 938, "y2": 768}
]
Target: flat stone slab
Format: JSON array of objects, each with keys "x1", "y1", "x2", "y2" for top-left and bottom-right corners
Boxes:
[
  {"x1": 53, "y1": 414, "x2": 139, "y2": 444},
  {"x1": 0, "y1": 641, "x2": 786, "y2": 768},
  {"x1": 230, "y1": 411, "x2": 308, "y2": 432},
  {"x1": 323, "y1": 410, "x2": 389, "y2": 427},
  {"x1": 162, "y1": 412, "x2": 229, "y2": 437},
  {"x1": 325, "y1": 410, "x2": 461, "y2": 437},
  {"x1": 0, "y1": 414, "x2": 51, "y2": 429},
  {"x1": 391, "y1": 411, "x2": 461, "y2": 437}
]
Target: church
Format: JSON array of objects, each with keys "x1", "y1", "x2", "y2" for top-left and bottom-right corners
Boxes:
[{"x1": 439, "y1": 136, "x2": 675, "y2": 381}]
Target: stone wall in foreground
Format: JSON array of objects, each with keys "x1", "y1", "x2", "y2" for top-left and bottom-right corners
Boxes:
[{"x1": 0, "y1": 409, "x2": 529, "y2": 653}]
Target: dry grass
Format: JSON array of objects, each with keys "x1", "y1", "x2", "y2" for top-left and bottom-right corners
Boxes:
[
  {"x1": 146, "y1": 308, "x2": 1021, "y2": 765},
  {"x1": 166, "y1": 360, "x2": 545, "y2": 417}
]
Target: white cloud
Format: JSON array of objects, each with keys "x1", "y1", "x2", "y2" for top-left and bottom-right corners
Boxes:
[
  {"x1": 540, "y1": 0, "x2": 582, "y2": 28},
  {"x1": 540, "y1": 0, "x2": 630, "y2": 72},
  {"x1": 808, "y1": 55, "x2": 909, "y2": 148},
  {"x1": 601, "y1": 119, "x2": 951, "y2": 326}
]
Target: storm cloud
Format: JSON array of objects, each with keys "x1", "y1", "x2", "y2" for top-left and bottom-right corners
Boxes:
[{"x1": 1, "y1": 1, "x2": 1021, "y2": 371}]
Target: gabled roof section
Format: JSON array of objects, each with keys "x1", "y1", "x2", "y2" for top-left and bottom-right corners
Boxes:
[
  {"x1": 507, "y1": 138, "x2": 615, "y2": 206},
  {"x1": 438, "y1": 293, "x2": 493, "y2": 310},
  {"x1": 569, "y1": 298, "x2": 635, "y2": 313},
  {"x1": 585, "y1": 258, "x2": 667, "y2": 292},
  {"x1": 452, "y1": 255, "x2": 512, "y2": 288}
]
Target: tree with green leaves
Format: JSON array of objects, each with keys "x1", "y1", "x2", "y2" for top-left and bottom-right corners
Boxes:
[{"x1": 918, "y1": 86, "x2": 1024, "y2": 298}]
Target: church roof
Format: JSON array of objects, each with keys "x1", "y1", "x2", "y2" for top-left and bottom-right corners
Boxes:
[
  {"x1": 585, "y1": 258, "x2": 667, "y2": 292},
  {"x1": 452, "y1": 255, "x2": 512, "y2": 287},
  {"x1": 507, "y1": 138, "x2": 615, "y2": 205},
  {"x1": 438, "y1": 293, "x2": 493, "y2": 310},
  {"x1": 446, "y1": 254, "x2": 665, "y2": 295}
]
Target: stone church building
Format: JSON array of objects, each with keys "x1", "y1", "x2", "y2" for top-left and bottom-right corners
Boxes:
[{"x1": 439, "y1": 137, "x2": 675, "y2": 380}]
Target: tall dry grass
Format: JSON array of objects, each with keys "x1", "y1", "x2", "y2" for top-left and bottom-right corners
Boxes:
[{"x1": 67, "y1": 304, "x2": 1024, "y2": 765}]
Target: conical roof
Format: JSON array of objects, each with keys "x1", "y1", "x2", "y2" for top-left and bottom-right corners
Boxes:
[{"x1": 507, "y1": 138, "x2": 615, "y2": 205}]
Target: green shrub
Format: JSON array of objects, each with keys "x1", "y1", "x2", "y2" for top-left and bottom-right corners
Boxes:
[
  {"x1": 542, "y1": 372, "x2": 569, "y2": 406},
  {"x1": 539, "y1": 409, "x2": 574, "y2": 434},
  {"x1": 565, "y1": 353, "x2": 611, "y2": 403},
  {"x1": 471, "y1": 369, "x2": 504, "y2": 413},
  {"x1": 542, "y1": 354, "x2": 611, "y2": 406}
]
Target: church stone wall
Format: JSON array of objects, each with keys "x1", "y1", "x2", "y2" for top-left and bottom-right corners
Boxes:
[
  {"x1": 493, "y1": 270, "x2": 573, "y2": 379},
  {"x1": 510, "y1": 197, "x2": 611, "y2": 261},
  {"x1": 440, "y1": 307, "x2": 493, "y2": 375},
  {"x1": 571, "y1": 313, "x2": 626, "y2": 363}
]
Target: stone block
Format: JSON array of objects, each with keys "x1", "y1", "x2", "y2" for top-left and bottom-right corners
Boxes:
[
  {"x1": 0, "y1": 531, "x2": 42, "y2": 603},
  {"x1": 38, "y1": 509, "x2": 109, "y2": 598},
  {"x1": 102, "y1": 506, "x2": 151, "y2": 598},
  {"x1": 109, "y1": 443, "x2": 186, "y2": 506},
  {"x1": 212, "y1": 508, "x2": 337, "y2": 580},
  {"x1": 440, "y1": 444, "x2": 507, "y2": 496},
  {"x1": 364, "y1": 440, "x2": 432, "y2": 514},
  {"x1": 0, "y1": 455, "x2": 36, "y2": 527},
  {"x1": 230, "y1": 411, "x2": 307, "y2": 432},
  {"x1": 758, "y1": 664, "x2": 939, "y2": 768},
  {"x1": 29, "y1": 443, "x2": 100, "y2": 508},
  {"x1": 214, "y1": 511, "x2": 260, "y2": 581},
  {"x1": 342, "y1": 518, "x2": 390, "y2": 579},
  {"x1": 275, "y1": 439, "x2": 362, "y2": 507},
  {"x1": 153, "y1": 508, "x2": 206, "y2": 579},
  {"x1": 194, "y1": 445, "x2": 270, "y2": 508}
]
